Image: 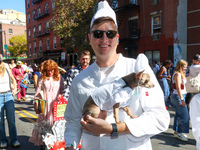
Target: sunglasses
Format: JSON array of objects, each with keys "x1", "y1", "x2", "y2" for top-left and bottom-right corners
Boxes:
[{"x1": 91, "y1": 30, "x2": 118, "y2": 39}]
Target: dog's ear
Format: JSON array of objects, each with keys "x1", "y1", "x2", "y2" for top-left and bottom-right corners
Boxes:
[{"x1": 136, "y1": 70, "x2": 145, "y2": 79}]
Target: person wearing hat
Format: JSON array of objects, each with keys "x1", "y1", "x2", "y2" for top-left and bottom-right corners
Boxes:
[
  {"x1": 64, "y1": 1, "x2": 169, "y2": 150},
  {"x1": 189, "y1": 54, "x2": 200, "y2": 77},
  {"x1": 12, "y1": 61, "x2": 26, "y2": 102}
]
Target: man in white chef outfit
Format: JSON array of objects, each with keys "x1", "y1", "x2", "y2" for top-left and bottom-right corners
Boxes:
[{"x1": 64, "y1": 1, "x2": 170, "y2": 150}]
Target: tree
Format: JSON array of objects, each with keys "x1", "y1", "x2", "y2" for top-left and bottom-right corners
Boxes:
[
  {"x1": 8, "y1": 34, "x2": 27, "y2": 57},
  {"x1": 51, "y1": 0, "x2": 98, "y2": 53}
]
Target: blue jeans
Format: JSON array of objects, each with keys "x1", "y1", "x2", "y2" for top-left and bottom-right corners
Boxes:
[
  {"x1": 171, "y1": 94, "x2": 189, "y2": 133},
  {"x1": 159, "y1": 78, "x2": 170, "y2": 104},
  {"x1": 0, "y1": 92, "x2": 18, "y2": 144}
]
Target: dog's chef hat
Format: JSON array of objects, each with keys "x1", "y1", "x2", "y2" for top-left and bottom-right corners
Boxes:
[{"x1": 90, "y1": 0, "x2": 117, "y2": 28}]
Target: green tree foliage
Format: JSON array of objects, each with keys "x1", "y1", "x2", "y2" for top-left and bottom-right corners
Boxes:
[
  {"x1": 8, "y1": 34, "x2": 27, "y2": 57},
  {"x1": 51, "y1": 0, "x2": 98, "y2": 53}
]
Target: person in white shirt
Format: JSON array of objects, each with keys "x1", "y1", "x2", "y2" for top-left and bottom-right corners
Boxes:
[
  {"x1": 0, "y1": 54, "x2": 20, "y2": 148},
  {"x1": 189, "y1": 54, "x2": 200, "y2": 76},
  {"x1": 64, "y1": 1, "x2": 170, "y2": 150},
  {"x1": 189, "y1": 93, "x2": 200, "y2": 150}
]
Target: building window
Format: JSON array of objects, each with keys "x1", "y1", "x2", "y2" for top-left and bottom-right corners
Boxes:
[
  {"x1": 129, "y1": 17, "x2": 139, "y2": 38},
  {"x1": 46, "y1": 38, "x2": 50, "y2": 50},
  {"x1": 152, "y1": 14, "x2": 161, "y2": 35},
  {"x1": 144, "y1": 50, "x2": 160, "y2": 65},
  {"x1": 34, "y1": 41, "x2": 36, "y2": 53},
  {"x1": 39, "y1": 40, "x2": 42, "y2": 51},
  {"x1": 27, "y1": 0, "x2": 30, "y2": 8},
  {"x1": 52, "y1": 0, "x2": 55, "y2": 11},
  {"x1": 45, "y1": 3, "x2": 49, "y2": 14},
  {"x1": 38, "y1": 24, "x2": 41, "y2": 34},
  {"x1": 28, "y1": 28, "x2": 31, "y2": 38},
  {"x1": 46, "y1": 21, "x2": 49, "y2": 33},
  {"x1": 53, "y1": 36, "x2": 56, "y2": 49},
  {"x1": 32, "y1": 10, "x2": 35, "y2": 20},
  {"x1": 9, "y1": 29, "x2": 13, "y2": 34},
  {"x1": 33, "y1": 26, "x2": 35, "y2": 37},
  {"x1": 28, "y1": 13, "x2": 30, "y2": 23},
  {"x1": 37, "y1": 7, "x2": 41, "y2": 17},
  {"x1": 29, "y1": 42, "x2": 31, "y2": 53},
  {"x1": 152, "y1": 0, "x2": 159, "y2": 5}
]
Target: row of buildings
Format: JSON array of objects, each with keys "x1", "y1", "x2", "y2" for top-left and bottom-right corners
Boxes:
[
  {"x1": 0, "y1": 9, "x2": 26, "y2": 58},
  {"x1": 1, "y1": 0, "x2": 199, "y2": 66}
]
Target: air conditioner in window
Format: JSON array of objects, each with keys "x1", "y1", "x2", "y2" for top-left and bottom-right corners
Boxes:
[
  {"x1": 129, "y1": 0, "x2": 138, "y2": 5},
  {"x1": 152, "y1": 34, "x2": 160, "y2": 41},
  {"x1": 152, "y1": 0, "x2": 159, "y2": 5}
]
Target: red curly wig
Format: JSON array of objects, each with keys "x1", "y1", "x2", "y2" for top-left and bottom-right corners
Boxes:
[{"x1": 41, "y1": 59, "x2": 60, "y2": 81}]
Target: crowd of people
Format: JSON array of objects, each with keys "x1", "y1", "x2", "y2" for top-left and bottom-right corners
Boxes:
[{"x1": 0, "y1": 1, "x2": 200, "y2": 150}]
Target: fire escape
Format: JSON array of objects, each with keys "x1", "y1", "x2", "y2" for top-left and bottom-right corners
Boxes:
[{"x1": 110, "y1": 0, "x2": 140, "y2": 41}]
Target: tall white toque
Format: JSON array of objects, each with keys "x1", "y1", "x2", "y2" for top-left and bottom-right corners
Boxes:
[{"x1": 90, "y1": 0, "x2": 118, "y2": 28}]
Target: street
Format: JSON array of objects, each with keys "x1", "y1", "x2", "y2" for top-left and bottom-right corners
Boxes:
[{"x1": 2, "y1": 84, "x2": 196, "y2": 150}]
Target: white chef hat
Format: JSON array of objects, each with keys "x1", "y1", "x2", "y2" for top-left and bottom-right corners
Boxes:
[{"x1": 90, "y1": 0, "x2": 117, "y2": 28}]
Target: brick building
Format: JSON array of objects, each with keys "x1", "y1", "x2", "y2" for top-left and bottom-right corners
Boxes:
[
  {"x1": 25, "y1": 0, "x2": 68, "y2": 65},
  {"x1": 109, "y1": 0, "x2": 187, "y2": 64},
  {"x1": 0, "y1": 23, "x2": 26, "y2": 56},
  {"x1": 187, "y1": 0, "x2": 200, "y2": 61}
]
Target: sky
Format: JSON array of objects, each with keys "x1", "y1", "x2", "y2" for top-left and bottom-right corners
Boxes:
[{"x1": 0, "y1": 0, "x2": 26, "y2": 14}]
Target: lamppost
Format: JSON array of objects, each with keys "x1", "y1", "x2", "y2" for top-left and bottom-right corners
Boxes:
[{"x1": 0, "y1": 29, "x2": 6, "y2": 58}]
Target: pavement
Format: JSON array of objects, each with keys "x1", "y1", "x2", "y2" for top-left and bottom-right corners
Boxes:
[{"x1": 3, "y1": 84, "x2": 196, "y2": 150}]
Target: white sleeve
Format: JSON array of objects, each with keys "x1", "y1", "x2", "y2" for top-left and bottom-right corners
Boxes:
[
  {"x1": 190, "y1": 94, "x2": 200, "y2": 147},
  {"x1": 64, "y1": 83, "x2": 82, "y2": 149},
  {"x1": 124, "y1": 54, "x2": 170, "y2": 141}
]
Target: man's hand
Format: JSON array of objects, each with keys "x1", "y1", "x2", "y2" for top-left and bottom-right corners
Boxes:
[{"x1": 80, "y1": 115, "x2": 112, "y2": 135}]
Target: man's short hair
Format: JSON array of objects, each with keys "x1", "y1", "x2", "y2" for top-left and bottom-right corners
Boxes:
[{"x1": 80, "y1": 50, "x2": 91, "y2": 58}]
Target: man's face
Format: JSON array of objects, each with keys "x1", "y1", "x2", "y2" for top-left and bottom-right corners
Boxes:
[
  {"x1": 80, "y1": 54, "x2": 91, "y2": 67},
  {"x1": 88, "y1": 21, "x2": 119, "y2": 61}
]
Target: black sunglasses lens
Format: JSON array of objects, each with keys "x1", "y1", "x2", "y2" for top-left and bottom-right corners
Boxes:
[
  {"x1": 93, "y1": 30, "x2": 103, "y2": 39},
  {"x1": 106, "y1": 31, "x2": 117, "y2": 39}
]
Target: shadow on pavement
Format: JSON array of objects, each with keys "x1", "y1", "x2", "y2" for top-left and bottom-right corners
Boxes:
[{"x1": 0, "y1": 136, "x2": 39, "y2": 150}]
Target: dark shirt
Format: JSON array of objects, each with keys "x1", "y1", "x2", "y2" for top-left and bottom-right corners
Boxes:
[{"x1": 63, "y1": 64, "x2": 84, "y2": 100}]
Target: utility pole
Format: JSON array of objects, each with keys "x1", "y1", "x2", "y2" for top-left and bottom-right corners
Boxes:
[{"x1": 0, "y1": 29, "x2": 6, "y2": 58}]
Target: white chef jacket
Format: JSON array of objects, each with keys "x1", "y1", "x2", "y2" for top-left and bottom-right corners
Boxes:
[
  {"x1": 189, "y1": 93, "x2": 200, "y2": 150},
  {"x1": 64, "y1": 53, "x2": 170, "y2": 150}
]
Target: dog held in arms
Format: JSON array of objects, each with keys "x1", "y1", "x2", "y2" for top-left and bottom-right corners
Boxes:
[{"x1": 82, "y1": 70, "x2": 155, "y2": 124}]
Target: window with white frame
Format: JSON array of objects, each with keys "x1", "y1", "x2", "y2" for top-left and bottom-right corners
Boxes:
[
  {"x1": 151, "y1": 14, "x2": 161, "y2": 35},
  {"x1": 32, "y1": 10, "x2": 35, "y2": 20},
  {"x1": 45, "y1": 3, "x2": 49, "y2": 14},
  {"x1": 28, "y1": 13, "x2": 30, "y2": 23},
  {"x1": 8, "y1": 29, "x2": 13, "y2": 34},
  {"x1": 52, "y1": 0, "x2": 55, "y2": 11},
  {"x1": 46, "y1": 21, "x2": 49, "y2": 33},
  {"x1": 39, "y1": 40, "x2": 42, "y2": 51},
  {"x1": 53, "y1": 36, "x2": 56, "y2": 49},
  {"x1": 46, "y1": 38, "x2": 50, "y2": 50},
  {"x1": 33, "y1": 26, "x2": 35, "y2": 37},
  {"x1": 38, "y1": 7, "x2": 41, "y2": 17},
  {"x1": 33, "y1": 41, "x2": 36, "y2": 53},
  {"x1": 29, "y1": 42, "x2": 31, "y2": 53},
  {"x1": 38, "y1": 24, "x2": 41, "y2": 34},
  {"x1": 28, "y1": 28, "x2": 31, "y2": 38},
  {"x1": 27, "y1": 0, "x2": 30, "y2": 8},
  {"x1": 144, "y1": 50, "x2": 160, "y2": 65}
]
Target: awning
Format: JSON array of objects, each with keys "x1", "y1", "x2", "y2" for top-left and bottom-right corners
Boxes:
[
  {"x1": 124, "y1": 42, "x2": 137, "y2": 51},
  {"x1": 21, "y1": 57, "x2": 38, "y2": 61}
]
